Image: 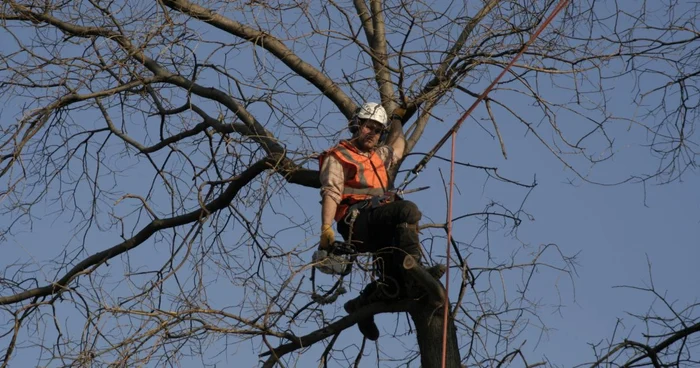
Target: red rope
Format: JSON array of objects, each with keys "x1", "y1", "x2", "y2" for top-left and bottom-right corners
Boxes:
[
  {"x1": 413, "y1": 0, "x2": 570, "y2": 179},
  {"x1": 440, "y1": 1, "x2": 569, "y2": 367},
  {"x1": 441, "y1": 131, "x2": 456, "y2": 367}
]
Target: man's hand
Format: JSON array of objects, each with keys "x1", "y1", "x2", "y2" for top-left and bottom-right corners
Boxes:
[
  {"x1": 320, "y1": 224, "x2": 335, "y2": 250},
  {"x1": 390, "y1": 107, "x2": 406, "y2": 121},
  {"x1": 315, "y1": 224, "x2": 346, "y2": 275}
]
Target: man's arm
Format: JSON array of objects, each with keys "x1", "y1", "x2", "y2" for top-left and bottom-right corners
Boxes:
[
  {"x1": 385, "y1": 112, "x2": 406, "y2": 160},
  {"x1": 319, "y1": 153, "x2": 343, "y2": 248},
  {"x1": 321, "y1": 196, "x2": 338, "y2": 228}
]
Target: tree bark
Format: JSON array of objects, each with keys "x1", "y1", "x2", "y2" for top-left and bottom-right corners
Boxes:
[{"x1": 410, "y1": 304, "x2": 461, "y2": 368}]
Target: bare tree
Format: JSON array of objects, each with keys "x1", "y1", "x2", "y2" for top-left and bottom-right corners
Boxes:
[
  {"x1": 0, "y1": 0, "x2": 697, "y2": 367},
  {"x1": 580, "y1": 257, "x2": 700, "y2": 368}
]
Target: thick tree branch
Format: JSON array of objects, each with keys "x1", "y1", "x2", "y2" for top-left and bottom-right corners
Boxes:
[
  {"x1": 367, "y1": 0, "x2": 393, "y2": 104},
  {"x1": 160, "y1": 0, "x2": 356, "y2": 117},
  {"x1": 260, "y1": 301, "x2": 410, "y2": 367},
  {"x1": 7, "y1": 2, "x2": 285, "y2": 155},
  {"x1": 0, "y1": 158, "x2": 272, "y2": 306},
  {"x1": 413, "y1": 0, "x2": 501, "y2": 107}
]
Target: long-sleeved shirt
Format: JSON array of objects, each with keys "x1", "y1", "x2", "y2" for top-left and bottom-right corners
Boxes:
[{"x1": 320, "y1": 141, "x2": 402, "y2": 204}]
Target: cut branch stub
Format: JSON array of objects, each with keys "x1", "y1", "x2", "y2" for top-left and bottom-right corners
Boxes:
[{"x1": 403, "y1": 255, "x2": 446, "y2": 304}]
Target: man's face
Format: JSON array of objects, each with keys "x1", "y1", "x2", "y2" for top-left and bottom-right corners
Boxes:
[{"x1": 354, "y1": 119, "x2": 385, "y2": 151}]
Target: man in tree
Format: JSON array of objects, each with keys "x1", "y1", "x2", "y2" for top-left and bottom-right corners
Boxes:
[{"x1": 316, "y1": 102, "x2": 423, "y2": 341}]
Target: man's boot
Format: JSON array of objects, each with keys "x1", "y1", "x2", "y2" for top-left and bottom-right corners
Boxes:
[
  {"x1": 426, "y1": 264, "x2": 446, "y2": 280},
  {"x1": 343, "y1": 282, "x2": 382, "y2": 341}
]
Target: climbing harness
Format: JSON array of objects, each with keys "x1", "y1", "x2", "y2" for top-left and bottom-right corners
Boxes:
[{"x1": 311, "y1": 186, "x2": 429, "y2": 302}]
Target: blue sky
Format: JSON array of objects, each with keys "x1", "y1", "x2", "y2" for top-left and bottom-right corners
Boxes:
[
  {"x1": 361, "y1": 91, "x2": 700, "y2": 366},
  {"x1": 1, "y1": 2, "x2": 699, "y2": 367}
]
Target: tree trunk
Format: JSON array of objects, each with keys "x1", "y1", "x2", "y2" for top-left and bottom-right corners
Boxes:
[{"x1": 410, "y1": 304, "x2": 461, "y2": 368}]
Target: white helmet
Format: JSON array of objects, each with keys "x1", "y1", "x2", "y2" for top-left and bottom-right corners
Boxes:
[{"x1": 356, "y1": 102, "x2": 388, "y2": 127}]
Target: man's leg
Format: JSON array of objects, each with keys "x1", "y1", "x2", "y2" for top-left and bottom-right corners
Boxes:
[
  {"x1": 337, "y1": 207, "x2": 387, "y2": 341},
  {"x1": 342, "y1": 281, "x2": 380, "y2": 340},
  {"x1": 335, "y1": 201, "x2": 423, "y2": 339},
  {"x1": 367, "y1": 200, "x2": 423, "y2": 296},
  {"x1": 368, "y1": 200, "x2": 422, "y2": 260}
]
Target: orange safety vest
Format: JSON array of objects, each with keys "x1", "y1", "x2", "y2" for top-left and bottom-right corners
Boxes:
[{"x1": 320, "y1": 140, "x2": 388, "y2": 221}]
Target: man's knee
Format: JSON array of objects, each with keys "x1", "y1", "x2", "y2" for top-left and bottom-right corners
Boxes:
[{"x1": 397, "y1": 200, "x2": 421, "y2": 224}]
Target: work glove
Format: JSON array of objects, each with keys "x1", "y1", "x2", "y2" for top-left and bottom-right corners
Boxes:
[
  {"x1": 319, "y1": 224, "x2": 335, "y2": 250},
  {"x1": 314, "y1": 224, "x2": 348, "y2": 275},
  {"x1": 390, "y1": 106, "x2": 406, "y2": 121}
]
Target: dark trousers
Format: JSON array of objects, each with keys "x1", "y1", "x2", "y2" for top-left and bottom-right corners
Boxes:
[{"x1": 337, "y1": 200, "x2": 422, "y2": 294}]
